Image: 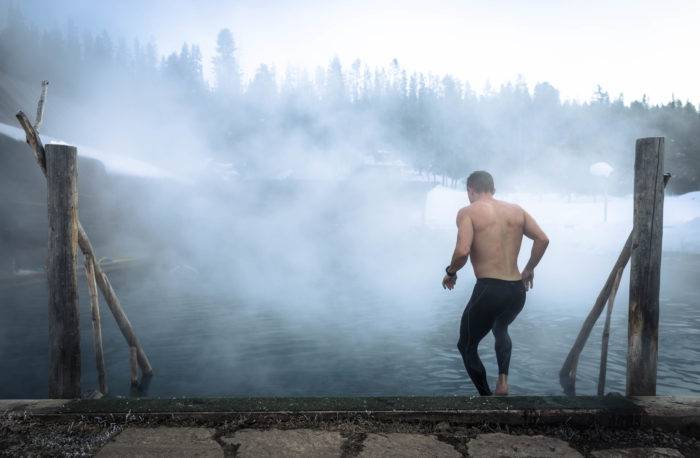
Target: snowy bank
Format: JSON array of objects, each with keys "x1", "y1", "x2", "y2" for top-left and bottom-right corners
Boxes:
[
  {"x1": 425, "y1": 186, "x2": 700, "y2": 254},
  {"x1": 0, "y1": 122, "x2": 178, "y2": 180}
]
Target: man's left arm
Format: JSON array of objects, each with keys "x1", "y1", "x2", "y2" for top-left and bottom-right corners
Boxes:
[{"x1": 442, "y1": 209, "x2": 473, "y2": 290}]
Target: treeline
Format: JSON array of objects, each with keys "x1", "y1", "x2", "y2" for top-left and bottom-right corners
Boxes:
[{"x1": 1, "y1": 4, "x2": 699, "y2": 193}]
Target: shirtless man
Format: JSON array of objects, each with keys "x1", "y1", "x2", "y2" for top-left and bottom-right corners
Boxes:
[{"x1": 442, "y1": 171, "x2": 549, "y2": 396}]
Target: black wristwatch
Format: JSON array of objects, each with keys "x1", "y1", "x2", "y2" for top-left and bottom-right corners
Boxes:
[{"x1": 445, "y1": 266, "x2": 456, "y2": 277}]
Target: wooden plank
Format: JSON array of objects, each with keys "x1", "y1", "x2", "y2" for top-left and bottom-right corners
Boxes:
[
  {"x1": 85, "y1": 257, "x2": 108, "y2": 395},
  {"x1": 46, "y1": 144, "x2": 80, "y2": 398},
  {"x1": 627, "y1": 137, "x2": 666, "y2": 396}
]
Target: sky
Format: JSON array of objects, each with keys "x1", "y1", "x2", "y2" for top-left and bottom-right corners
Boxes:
[{"x1": 9, "y1": 0, "x2": 700, "y2": 104}]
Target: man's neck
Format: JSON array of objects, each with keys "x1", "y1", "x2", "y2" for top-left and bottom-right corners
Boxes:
[{"x1": 472, "y1": 193, "x2": 495, "y2": 203}]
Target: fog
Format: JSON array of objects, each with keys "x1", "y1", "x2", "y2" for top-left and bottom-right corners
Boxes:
[{"x1": 1, "y1": 2, "x2": 699, "y2": 397}]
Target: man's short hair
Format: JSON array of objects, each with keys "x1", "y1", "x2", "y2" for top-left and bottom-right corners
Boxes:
[{"x1": 466, "y1": 171, "x2": 495, "y2": 194}]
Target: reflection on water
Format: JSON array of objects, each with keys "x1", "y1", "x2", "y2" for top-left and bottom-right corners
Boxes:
[{"x1": 1, "y1": 250, "x2": 699, "y2": 398}]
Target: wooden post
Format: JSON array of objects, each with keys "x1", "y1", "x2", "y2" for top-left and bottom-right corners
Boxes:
[
  {"x1": 85, "y1": 257, "x2": 108, "y2": 395},
  {"x1": 16, "y1": 110, "x2": 153, "y2": 376},
  {"x1": 627, "y1": 137, "x2": 666, "y2": 396},
  {"x1": 597, "y1": 267, "x2": 623, "y2": 395},
  {"x1": 46, "y1": 143, "x2": 80, "y2": 398}
]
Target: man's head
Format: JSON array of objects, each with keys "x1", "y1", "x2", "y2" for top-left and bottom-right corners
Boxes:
[{"x1": 466, "y1": 170, "x2": 495, "y2": 203}]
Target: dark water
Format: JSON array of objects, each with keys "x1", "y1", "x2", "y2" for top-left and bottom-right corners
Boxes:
[{"x1": 1, "y1": 245, "x2": 699, "y2": 399}]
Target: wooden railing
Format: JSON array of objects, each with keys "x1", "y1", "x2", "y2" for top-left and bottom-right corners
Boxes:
[
  {"x1": 560, "y1": 139, "x2": 670, "y2": 396},
  {"x1": 16, "y1": 83, "x2": 153, "y2": 398}
]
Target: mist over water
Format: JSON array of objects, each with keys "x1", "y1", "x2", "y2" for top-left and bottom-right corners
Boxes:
[
  {"x1": 1, "y1": 1, "x2": 699, "y2": 398},
  {"x1": 2, "y1": 175, "x2": 699, "y2": 398}
]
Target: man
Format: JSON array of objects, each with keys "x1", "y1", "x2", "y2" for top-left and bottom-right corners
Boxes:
[{"x1": 442, "y1": 171, "x2": 549, "y2": 396}]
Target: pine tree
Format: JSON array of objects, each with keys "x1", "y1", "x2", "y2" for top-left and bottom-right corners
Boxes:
[{"x1": 213, "y1": 28, "x2": 241, "y2": 97}]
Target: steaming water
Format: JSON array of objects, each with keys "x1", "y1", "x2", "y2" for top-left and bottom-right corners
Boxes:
[
  {"x1": 2, "y1": 183, "x2": 699, "y2": 398},
  {"x1": 1, "y1": 233, "x2": 699, "y2": 398}
]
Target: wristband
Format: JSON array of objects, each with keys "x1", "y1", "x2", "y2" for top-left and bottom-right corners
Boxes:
[{"x1": 445, "y1": 266, "x2": 456, "y2": 277}]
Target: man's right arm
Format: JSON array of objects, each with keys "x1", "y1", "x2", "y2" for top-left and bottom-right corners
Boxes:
[{"x1": 521, "y1": 209, "x2": 549, "y2": 290}]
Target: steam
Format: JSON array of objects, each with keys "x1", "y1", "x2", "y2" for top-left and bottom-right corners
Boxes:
[{"x1": 1, "y1": 1, "x2": 699, "y2": 397}]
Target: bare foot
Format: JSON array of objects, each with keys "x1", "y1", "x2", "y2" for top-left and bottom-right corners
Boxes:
[{"x1": 495, "y1": 375, "x2": 508, "y2": 395}]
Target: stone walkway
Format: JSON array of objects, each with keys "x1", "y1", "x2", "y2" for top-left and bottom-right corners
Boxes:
[
  {"x1": 3, "y1": 397, "x2": 697, "y2": 455},
  {"x1": 96, "y1": 427, "x2": 687, "y2": 457},
  {"x1": 96, "y1": 428, "x2": 222, "y2": 457}
]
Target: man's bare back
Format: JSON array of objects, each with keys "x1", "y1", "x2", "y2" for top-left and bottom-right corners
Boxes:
[
  {"x1": 441, "y1": 171, "x2": 549, "y2": 396},
  {"x1": 459, "y1": 199, "x2": 525, "y2": 281},
  {"x1": 442, "y1": 192, "x2": 548, "y2": 290}
]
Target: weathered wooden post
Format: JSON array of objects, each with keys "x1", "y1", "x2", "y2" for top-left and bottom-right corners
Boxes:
[
  {"x1": 627, "y1": 137, "x2": 665, "y2": 396},
  {"x1": 46, "y1": 143, "x2": 81, "y2": 398}
]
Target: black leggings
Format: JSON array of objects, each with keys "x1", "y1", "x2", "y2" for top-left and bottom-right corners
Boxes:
[{"x1": 457, "y1": 278, "x2": 526, "y2": 396}]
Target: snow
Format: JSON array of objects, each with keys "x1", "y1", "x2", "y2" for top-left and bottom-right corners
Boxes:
[
  {"x1": 1, "y1": 122, "x2": 178, "y2": 180},
  {"x1": 425, "y1": 186, "x2": 700, "y2": 254},
  {"x1": 0, "y1": 121, "x2": 28, "y2": 143}
]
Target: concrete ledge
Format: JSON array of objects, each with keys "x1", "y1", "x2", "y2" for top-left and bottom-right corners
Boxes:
[{"x1": 2, "y1": 396, "x2": 699, "y2": 431}]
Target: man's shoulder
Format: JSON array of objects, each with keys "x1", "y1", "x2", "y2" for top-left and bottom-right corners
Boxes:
[
  {"x1": 496, "y1": 199, "x2": 525, "y2": 214},
  {"x1": 457, "y1": 205, "x2": 472, "y2": 215},
  {"x1": 458, "y1": 203, "x2": 492, "y2": 227},
  {"x1": 500, "y1": 201, "x2": 528, "y2": 227},
  {"x1": 456, "y1": 206, "x2": 472, "y2": 222}
]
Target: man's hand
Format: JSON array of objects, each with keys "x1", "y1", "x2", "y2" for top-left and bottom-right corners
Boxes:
[
  {"x1": 521, "y1": 268, "x2": 534, "y2": 291},
  {"x1": 442, "y1": 274, "x2": 457, "y2": 290}
]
